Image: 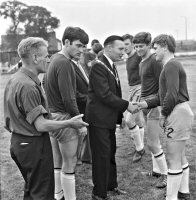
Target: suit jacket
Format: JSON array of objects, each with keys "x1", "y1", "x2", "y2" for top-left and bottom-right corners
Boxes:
[
  {"x1": 85, "y1": 55, "x2": 129, "y2": 129},
  {"x1": 82, "y1": 52, "x2": 96, "y2": 75},
  {"x1": 72, "y1": 62, "x2": 89, "y2": 119}
]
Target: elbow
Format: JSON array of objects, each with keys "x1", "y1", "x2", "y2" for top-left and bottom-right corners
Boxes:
[
  {"x1": 36, "y1": 126, "x2": 45, "y2": 133},
  {"x1": 35, "y1": 120, "x2": 49, "y2": 132}
]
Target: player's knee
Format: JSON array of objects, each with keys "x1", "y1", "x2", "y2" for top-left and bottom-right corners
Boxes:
[
  {"x1": 167, "y1": 155, "x2": 181, "y2": 168},
  {"x1": 136, "y1": 119, "x2": 144, "y2": 128},
  {"x1": 125, "y1": 117, "x2": 135, "y2": 128},
  {"x1": 53, "y1": 156, "x2": 62, "y2": 167},
  {"x1": 147, "y1": 142, "x2": 159, "y2": 153},
  {"x1": 62, "y1": 158, "x2": 76, "y2": 173}
]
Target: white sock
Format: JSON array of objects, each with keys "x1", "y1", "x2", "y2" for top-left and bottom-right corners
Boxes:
[
  {"x1": 54, "y1": 169, "x2": 64, "y2": 200},
  {"x1": 151, "y1": 153, "x2": 161, "y2": 173},
  {"x1": 130, "y1": 125, "x2": 144, "y2": 151},
  {"x1": 139, "y1": 127, "x2": 144, "y2": 146},
  {"x1": 61, "y1": 172, "x2": 76, "y2": 200},
  {"x1": 179, "y1": 163, "x2": 190, "y2": 193},
  {"x1": 166, "y1": 169, "x2": 183, "y2": 200},
  {"x1": 154, "y1": 151, "x2": 168, "y2": 175}
]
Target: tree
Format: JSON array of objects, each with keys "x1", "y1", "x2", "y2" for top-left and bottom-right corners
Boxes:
[
  {"x1": 0, "y1": 0, "x2": 27, "y2": 35},
  {"x1": 0, "y1": 1, "x2": 60, "y2": 39},
  {"x1": 20, "y1": 6, "x2": 60, "y2": 39}
]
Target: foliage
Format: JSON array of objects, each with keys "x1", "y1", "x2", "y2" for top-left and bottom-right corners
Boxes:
[
  {"x1": 0, "y1": 0, "x2": 27, "y2": 35},
  {"x1": 0, "y1": 0, "x2": 60, "y2": 39},
  {"x1": 20, "y1": 6, "x2": 60, "y2": 39}
]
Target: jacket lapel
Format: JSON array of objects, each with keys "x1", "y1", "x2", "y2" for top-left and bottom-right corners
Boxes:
[
  {"x1": 73, "y1": 62, "x2": 88, "y2": 85},
  {"x1": 101, "y1": 55, "x2": 113, "y2": 72},
  {"x1": 101, "y1": 55, "x2": 121, "y2": 87}
]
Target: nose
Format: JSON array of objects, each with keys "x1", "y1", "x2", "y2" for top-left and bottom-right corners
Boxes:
[{"x1": 79, "y1": 47, "x2": 84, "y2": 53}]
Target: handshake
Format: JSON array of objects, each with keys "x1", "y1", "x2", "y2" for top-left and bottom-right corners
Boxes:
[{"x1": 127, "y1": 101, "x2": 148, "y2": 114}]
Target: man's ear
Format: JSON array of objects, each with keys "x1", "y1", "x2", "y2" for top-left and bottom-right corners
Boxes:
[
  {"x1": 107, "y1": 44, "x2": 113, "y2": 52},
  {"x1": 64, "y1": 39, "x2": 70, "y2": 47},
  {"x1": 32, "y1": 53, "x2": 38, "y2": 64}
]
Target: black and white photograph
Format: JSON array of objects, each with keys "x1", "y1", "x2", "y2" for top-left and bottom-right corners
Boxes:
[{"x1": 0, "y1": 0, "x2": 196, "y2": 199}]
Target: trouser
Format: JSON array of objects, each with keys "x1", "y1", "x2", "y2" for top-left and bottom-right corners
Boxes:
[
  {"x1": 89, "y1": 126, "x2": 118, "y2": 198},
  {"x1": 10, "y1": 132, "x2": 54, "y2": 200},
  {"x1": 80, "y1": 128, "x2": 92, "y2": 162}
]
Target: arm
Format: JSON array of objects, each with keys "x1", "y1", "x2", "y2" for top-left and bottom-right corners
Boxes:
[
  {"x1": 34, "y1": 114, "x2": 88, "y2": 132},
  {"x1": 21, "y1": 86, "x2": 88, "y2": 133},
  {"x1": 133, "y1": 94, "x2": 160, "y2": 110},
  {"x1": 161, "y1": 63, "x2": 179, "y2": 117},
  {"x1": 145, "y1": 94, "x2": 160, "y2": 108},
  {"x1": 90, "y1": 63, "x2": 128, "y2": 112},
  {"x1": 76, "y1": 90, "x2": 87, "y2": 105},
  {"x1": 152, "y1": 58, "x2": 163, "y2": 83}
]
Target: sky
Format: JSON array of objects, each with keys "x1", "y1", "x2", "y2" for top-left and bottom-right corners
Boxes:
[{"x1": 0, "y1": 0, "x2": 196, "y2": 47}]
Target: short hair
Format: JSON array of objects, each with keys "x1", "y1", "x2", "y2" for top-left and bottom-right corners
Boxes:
[
  {"x1": 62, "y1": 26, "x2": 89, "y2": 45},
  {"x1": 122, "y1": 34, "x2": 134, "y2": 42},
  {"x1": 152, "y1": 34, "x2": 176, "y2": 53},
  {"x1": 93, "y1": 43, "x2": 103, "y2": 54},
  {"x1": 91, "y1": 39, "x2": 99, "y2": 46},
  {"x1": 133, "y1": 32, "x2": 151, "y2": 45},
  {"x1": 103, "y1": 35, "x2": 124, "y2": 47},
  {"x1": 17, "y1": 37, "x2": 48, "y2": 59}
]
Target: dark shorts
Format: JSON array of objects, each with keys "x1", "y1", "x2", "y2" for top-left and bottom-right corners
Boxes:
[{"x1": 10, "y1": 132, "x2": 54, "y2": 200}]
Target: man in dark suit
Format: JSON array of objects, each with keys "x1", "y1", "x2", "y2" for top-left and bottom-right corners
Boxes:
[
  {"x1": 85, "y1": 35, "x2": 134, "y2": 200},
  {"x1": 72, "y1": 58, "x2": 92, "y2": 164}
]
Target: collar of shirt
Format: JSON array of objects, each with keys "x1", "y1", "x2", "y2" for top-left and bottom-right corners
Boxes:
[
  {"x1": 103, "y1": 53, "x2": 114, "y2": 68},
  {"x1": 128, "y1": 51, "x2": 136, "y2": 59},
  {"x1": 20, "y1": 67, "x2": 41, "y2": 86},
  {"x1": 72, "y1": 60, "x2": 78, "y2": 66}
]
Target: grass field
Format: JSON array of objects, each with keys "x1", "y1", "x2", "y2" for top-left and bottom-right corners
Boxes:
[{"x1": 0, "y1": 57, "x2": 196, "y2": 200}]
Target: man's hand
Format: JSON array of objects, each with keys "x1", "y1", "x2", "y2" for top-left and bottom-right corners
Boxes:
[
  {"x1": 159, "y1": 115, "x2": 167, "y2": 129},
  {"x1": 79, "y1": 126, "x2": 88, "y2": 137},
  {"x1": 133, "y1": 101, "x2": 148, "y2": 110},
  {"x1": 127, "y1": 102, "x2": 139, "y2": 114},
  {"x1": 69, "y1": 114, "x2": 89, "y2": 129}
]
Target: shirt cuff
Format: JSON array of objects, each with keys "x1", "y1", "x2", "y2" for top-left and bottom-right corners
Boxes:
[{"x1": 26, "y1": 105, "x2": 48, "y2": 124}]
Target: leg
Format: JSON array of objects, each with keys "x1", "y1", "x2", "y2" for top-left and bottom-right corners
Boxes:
[
  {"x1": 76, "y1": 134, "x2": 84, "y2": 165},
  {"x1": 80, "y1": 128, "x2": 92, "y2": 163},
  {"x1": 59, "y1": 138, "x2": 78, "y2": 173},
  {"x1": 107, "y1": 129, "x2": 118, "y2": 190},
  {"x1": 59, "y1": 137, "x2": 78, "y2": 200},
  {"x1": 178, "y1": 147, "x2": 190, "y2": 199},
  {"x1": 166, "y1": 140, "x2": 185, "y2": 200},
  {"x1": 10, "y1": 133, "x2": 54, "y2": 200},
  {"x1": 145, "y1": 108, "x2": 167, "y2": 188},
  {"x1": 146, "y1": 119, "x2": 162, "y2": 154},
  {"x1": 125, "y1": 111, "x2": 145, "y2": 162},
  {"x1": 147, "y1": 119, "x2": 167, "y2": 188},
  {"x1": 50, "y1": 136, "x2": 64, "y2": 200},
  {"x1": 89, "y1": 126, "x2": 111, "y2": 199},
  {"x1": 135, "y1": 110, "x2": 145, "y2": 145}
]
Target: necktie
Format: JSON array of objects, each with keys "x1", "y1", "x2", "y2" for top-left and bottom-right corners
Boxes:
[
  {"x1": 112, "y1": 64, "x2": 120, "y2": 86},
  {"x1": 112, "y1": 64, "x2": 117, "y2": 77}
]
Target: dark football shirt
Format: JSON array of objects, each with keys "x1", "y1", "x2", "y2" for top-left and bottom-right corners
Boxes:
[
  {"x1": 126, "y1": 52, "x2": 142, "y2": 86},
  {"x1": 140, "y1": 53, "x2": 163, "y2": 97}
]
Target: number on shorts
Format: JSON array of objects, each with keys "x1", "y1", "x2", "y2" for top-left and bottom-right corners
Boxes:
[{"x1": 165, "y1": 127, "x2": 174, "y2": 138}]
